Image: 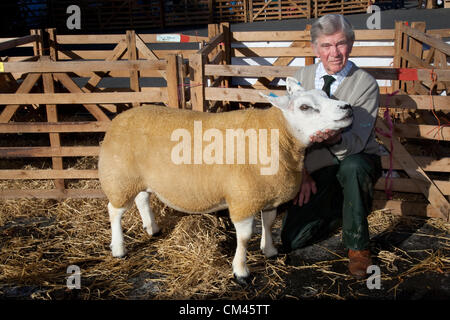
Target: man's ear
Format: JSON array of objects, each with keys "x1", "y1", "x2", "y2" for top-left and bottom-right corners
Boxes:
[
  {"x1": 259, "y1": 92, "x2": 290, "y2": 111},
  {"x1": 286, "y1": 77, "x2": 305, "y2": 96},
  {"x1": 311, "y1": 41, "x2": 320, "y2": 58}
]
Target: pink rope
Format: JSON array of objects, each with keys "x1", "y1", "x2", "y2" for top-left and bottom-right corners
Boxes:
[{"x1": 375, "y1": 90, "x2": 399, "y2": 200}]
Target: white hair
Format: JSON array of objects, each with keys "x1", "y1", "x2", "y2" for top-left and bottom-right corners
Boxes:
[{"x1": 310, "y1": 14, "x2": 355, "y2": 44}]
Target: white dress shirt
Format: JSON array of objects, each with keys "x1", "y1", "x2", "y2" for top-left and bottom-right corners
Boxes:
[{"x1": 315, "y1": 60, "x2": 354, "y2": 96}]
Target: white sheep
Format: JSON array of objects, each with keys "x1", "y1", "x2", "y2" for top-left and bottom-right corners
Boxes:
[{"x1": 98, "y1": 77, "x2": 353, "y2": 284}]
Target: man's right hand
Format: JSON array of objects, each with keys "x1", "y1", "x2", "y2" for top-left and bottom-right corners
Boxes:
[
  {"x1": 310, "y1": 129, "x2": 342, "y2": 145},
  {"x1": 294, "y1": 168, "x2": 317, "y2": 207}
]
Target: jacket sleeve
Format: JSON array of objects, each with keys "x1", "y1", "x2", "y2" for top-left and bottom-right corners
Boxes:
[{"x1": 328, "y1": 77, "x2": 380, "y2": 160}]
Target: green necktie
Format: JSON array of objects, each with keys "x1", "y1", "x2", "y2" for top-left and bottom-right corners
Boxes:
[{"x1": 322, "y1": 75, "x2": 336, "y2": 97}]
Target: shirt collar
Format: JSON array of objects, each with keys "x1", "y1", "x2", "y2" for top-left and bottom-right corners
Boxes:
[{"x1": 317, "y1": 60, "x2": 354, "y2": 80}]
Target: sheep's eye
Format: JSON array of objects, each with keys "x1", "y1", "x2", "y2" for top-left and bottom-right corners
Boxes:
[{"x1": 299, "y1": 104, "x2": 310, "y2": 111}]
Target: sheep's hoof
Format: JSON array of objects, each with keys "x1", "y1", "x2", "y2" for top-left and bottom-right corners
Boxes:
[
  {"x1": 151, "y1": 230, "x2": 162, "y2": 237},
  {"x1": 145, "y1": 227, "x2": 162, "y2": 238},
  {"x1": 266, "y1": 253, "x2": 278, "y2": 260},
  {"x1": 233, "y1": 273, "x2": 253, "y2": 286},
  {"x1": 110, "y1": 245, "x2": 127, "y2": 258}
]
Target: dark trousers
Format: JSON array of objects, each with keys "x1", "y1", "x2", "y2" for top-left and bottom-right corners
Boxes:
[{"x1": 281, "y1": 153, "x2": 382, "y2": 252}]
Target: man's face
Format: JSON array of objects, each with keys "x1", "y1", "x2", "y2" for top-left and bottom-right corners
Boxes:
[{"x1": 312, "y1": 31, "x2": 353, "y2": 75}]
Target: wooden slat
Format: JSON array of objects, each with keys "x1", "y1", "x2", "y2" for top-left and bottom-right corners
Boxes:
[
  {"x1": 205, "y1": 65, "x2": 450, "y2": 83},
  {"x1": 56, "y1": 34, "x2": 207, "y2": 44},
  {"x1": 231, "y1": 29, "x2": 395, "y2": 42},
  {"x1": 0, "y1": 122, "x2": 110, "y2": 133},
  {"x1": 53, "y1": 73, "x2": 110, "y2": 122},
  {"x1": 0, "y1": 91, "x2": 166, "y2": 105},
  {"x1": 205, "y1": 86, "x2": 277, "y2": 103},
  {"x1": 199, "y1": 33, "x2": 225, "y2": 57},
  {"x1": 0, "y1": 170, "x2": 98, "y2": 180},
  {"x1": 393, "y1": 123, "x2": 450, "y2": 141},
  {"x1": 232, "y1": 46, "x2": 394, "y2": 57},
  {"x1": 372, "y1": 200, "x2": 441, "y2": 218},
  {"x1": 376, "y1": 119, "x2": 449, "y2": 221},
  {"x1": 0, "y1": 146, "x2": 100, "y2": 158},
  {"x1": 204, "y1": 86, "x2": 450, "y2": 112},
  {"x1": 0, "y1": 60, "x2": 167, "y2": 74},
  {"x1": 57, "y1": 49, "x2": 198, "y2": 61},
  {"x1": 375, "y1": 178, "x2": 450, "y2": 195},
  {"x1": 401, "y1": 24, "x2": 450, "y2": 56},
  {"x1": 379, "y1": 94, "x2": 450, "y2": 110},
  {"x1": 0, "y1": 73, "x2": 41, "y2": 123},
  {"x1": 0, "y1": 34, "x2": 39, "y2": 51},
  {"x1": 0, "y1": 189, "x2": 105, "y2": 199},
  {"x1": 205, "y1": 64, "x2": 296, "y2": 77},
  {"x1": 82, "y1": 39, "x2": 128, "y2": 93},
  {"x1": 381, "y1": 155, "x2": 450, "y2": 172}
]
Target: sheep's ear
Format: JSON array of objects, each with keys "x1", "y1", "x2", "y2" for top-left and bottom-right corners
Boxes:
[
  {"x1": 286, "y1": 77, "x2": 305, "y2": 95},
  {"x1": 259, "y1": 92, "x2": 290, "y2": 111}
]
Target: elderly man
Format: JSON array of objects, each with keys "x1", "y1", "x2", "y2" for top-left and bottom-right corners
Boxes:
[{"x1": 281, "y1": 14, "x2": 384, "y2": 278}]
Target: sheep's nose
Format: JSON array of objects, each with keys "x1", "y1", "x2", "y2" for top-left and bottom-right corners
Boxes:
[{"x1": 341, "y1": 104, "x2": 352, "y2": 116}]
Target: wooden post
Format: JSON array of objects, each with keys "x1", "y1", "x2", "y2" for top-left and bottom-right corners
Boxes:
[
  {"x1": 46, "y1": 28, "x2": 58, "y2": 61},
  {"x1": 392, "y1": 21, "x2": 404, "y2": 93},
  {"x1": 278, "y1": 0, "x2": 282, "y2": 20},
  {"x1": 41, "y1": 57, "x2": 64, "y2": 194},
  {"x1": 208, "y1": 0, "x2": 213, "y2": 23},
  {"x1": 177, "y1": 55, "x2": 186, "y2": 109},
  {"x1": 189, "y1": 53, "x2": 206, "y2": 111},
  {"x1": 307, "y1": 0, "x2": 311, "y2": 19},
  {"x1": 408, "y1": 22, "x2": 426, "y2": 94},
  {"x1": 126, "y1": 30, "x2": 141, "y2": 107},
  {"x1": 220, "y1": 22, "x2": 231, "y2": 110},
  {"x1": 166, "y1": 54, "x2": 181, "y2": 108},
  {"x1": 305, "y1": 25, "x2": 314, "y2": 65},
  {"x1": 30, "y1": 29, "x2": 44, "y2": 57},
  {"x1": 314, "y1": 0, "x2": 318, "y2": 18}
]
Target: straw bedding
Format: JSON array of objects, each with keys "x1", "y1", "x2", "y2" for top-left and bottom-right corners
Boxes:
[{"x1": 0, "y1": 159, "x2": 448, "y2": 300}]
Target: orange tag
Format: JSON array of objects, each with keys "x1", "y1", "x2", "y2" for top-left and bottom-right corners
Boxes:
[{"x1": 398, "y1": 68, "x2": 418, "y2": 81}]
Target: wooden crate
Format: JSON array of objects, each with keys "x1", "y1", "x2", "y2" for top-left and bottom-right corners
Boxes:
[
  {"x1": 48, "y1": 0, "x2": 164, "y2": 32},
  {"x1": 249, "y1": 0, "x2": 311, "y2": 21},
  {"x1": 214, "y1": 0, "x2": 249, "y2": 23},
  {"x1": 164, "y1": 0, "x2": 213, "y2": 26},
  {"x1": 312, "y1": 0, "x2": 370, "y2": 18}
]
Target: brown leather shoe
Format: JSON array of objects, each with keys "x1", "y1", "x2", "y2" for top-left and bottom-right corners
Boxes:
[{"x1": 348, "y1": 249, "x2": 372, "y2": 279}]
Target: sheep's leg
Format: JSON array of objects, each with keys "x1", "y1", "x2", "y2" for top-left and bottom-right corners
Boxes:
[
  {"x1": 108, "y1": 202, "x2": 129, "y2": 258},
  {"x1": 134, "y1": 191, "x2": 160, "y2": 236},
  {"x1": 232, "y1": 216, "x2": 254, "y2": 284},
  {"x1": 260, "y1": 209, "x2": 278, "y2": 258}
]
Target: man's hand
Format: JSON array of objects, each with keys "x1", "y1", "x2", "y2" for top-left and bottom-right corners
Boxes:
[
  {"x1": 294, "y1": 168, "x2": 317, "y2": 207},
  {"x1": 310, "y1": 129, "x2": 342, "y2": 145}
]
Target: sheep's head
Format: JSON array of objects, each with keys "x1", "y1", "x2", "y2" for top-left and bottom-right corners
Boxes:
[{"x1": 260, "y1": 77, "x2": 353, "y2": 146}]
